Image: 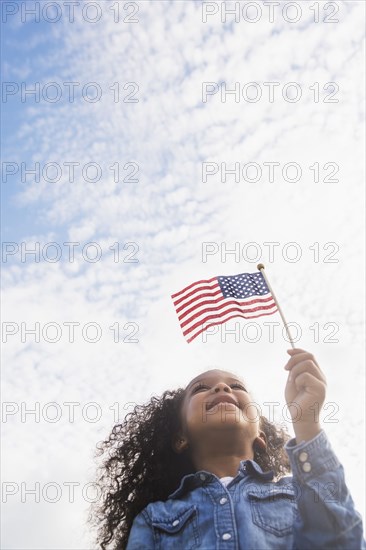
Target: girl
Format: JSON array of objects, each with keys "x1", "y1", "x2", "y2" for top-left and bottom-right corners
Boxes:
[{"x1": 90, "y1": 349, "x2": 365, "y2": 549}]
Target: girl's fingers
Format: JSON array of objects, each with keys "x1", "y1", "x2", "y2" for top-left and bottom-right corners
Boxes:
[
  {"x1": 286, "y1": 359, "x2": 327, "y2": 385},
  {"x1": 290, "y1": 371, "x2": 326, "y2": 398},
  {"x1": 287, "y1": 348, "x2": 308, "y2": 355},
  {"x1": 285, "y1": 351, "x2": 320, "y2": 370}
]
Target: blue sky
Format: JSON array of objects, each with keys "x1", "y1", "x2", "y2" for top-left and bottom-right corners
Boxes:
[
  {"x1": 2, "y1": 1, "x2": 365, "y2": 547},
  {"x1": 2, "y1": 19, "x2": 50, "y2": 240}
]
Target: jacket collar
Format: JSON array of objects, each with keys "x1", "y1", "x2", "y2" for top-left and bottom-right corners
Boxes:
[{"x1": 168, "y1": 459, "x2": 274, "y2": 499}]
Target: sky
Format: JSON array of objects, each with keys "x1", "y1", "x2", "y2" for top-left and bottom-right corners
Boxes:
[{"x1": 1, "y1": 0, "x2": 365, "y2": 548}]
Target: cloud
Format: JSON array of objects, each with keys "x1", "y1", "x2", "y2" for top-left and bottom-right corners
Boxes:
[{"x1": 2, "y1": 1, "x2": 365, "y2": 546}]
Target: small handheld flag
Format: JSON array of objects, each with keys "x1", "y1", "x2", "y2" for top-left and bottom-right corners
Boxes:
[{"x1": 171, "y1": 268, "x2": 279, "y2": 343}]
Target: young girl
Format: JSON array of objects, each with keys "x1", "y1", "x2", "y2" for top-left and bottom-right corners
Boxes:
[{"x1": 90, "y1": 348, "x2": 365, "y2": 549}]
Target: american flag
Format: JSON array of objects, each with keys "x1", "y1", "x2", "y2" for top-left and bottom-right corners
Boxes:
[{"x1": 171, "y1": 271, "x2": 278, "y2": 343}]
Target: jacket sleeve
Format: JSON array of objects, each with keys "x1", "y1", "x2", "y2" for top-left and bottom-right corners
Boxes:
[
  {"x1": 125, "y1": 509, "x2": 155, "y2": 550},
  {"x1": 284, "y1": 429, "x2": 366, "y2": 550}
]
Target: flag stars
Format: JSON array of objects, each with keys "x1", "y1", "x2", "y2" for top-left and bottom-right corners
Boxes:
[{"x1": 218, "y1": 272, "x2": 269, "y2": 299}]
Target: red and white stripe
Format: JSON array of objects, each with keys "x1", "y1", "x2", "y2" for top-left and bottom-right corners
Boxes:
[{"x1": 171, "y1": 276, "x2": 278, "y2": 343}]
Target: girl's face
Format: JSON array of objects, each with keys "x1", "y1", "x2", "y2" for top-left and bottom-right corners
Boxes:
[{"x1": 174, "y1": 369, "x2": 264, "y2": 454}]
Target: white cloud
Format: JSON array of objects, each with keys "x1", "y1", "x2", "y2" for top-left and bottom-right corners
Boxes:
[{"x1": 2, "y1": 1, "x2": 365, "y2": 547}]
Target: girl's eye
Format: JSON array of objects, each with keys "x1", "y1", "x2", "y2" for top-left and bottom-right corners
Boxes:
[
  {"x1": 232, "y1": 383, "x2": 247, "y2": 391},
  {"x1": 192, "y1": 383, "x2": 208, "y2": 393},
  {"x1": 192, "y1": 382, "x2": 247, "y2": 393}
]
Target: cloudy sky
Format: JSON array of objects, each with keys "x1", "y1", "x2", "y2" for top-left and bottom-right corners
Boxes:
[{"x1": 2, "y1": 0, "x2": 365, "y2": 547}]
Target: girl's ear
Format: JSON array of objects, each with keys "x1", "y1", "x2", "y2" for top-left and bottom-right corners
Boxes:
[
  {"x1": 253, "y1": 430, "x2": 267, "y2": 451},
  {"x1": 172, "y1": 434, "x2": 189, "y2": 454}
]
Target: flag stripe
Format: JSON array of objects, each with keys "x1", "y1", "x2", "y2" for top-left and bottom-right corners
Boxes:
[
  {"x1": 175, "y1": 289, "x2": 223, "y2": 314},
  {"x1": 172, "y1": 281, "x2": 220, "y2": 306},
  {"x1": 171, "y1": 276, "x2": 217, "y2": 299},
  {"x1": 183, "y1": 301, "x2": 278, "y2": 336},
  {"x1": 186, "y1": 309, "x2": 279, "y2": 343},
  {"x1": 178, "y1": 295, "x2": 276, "y2": 324},
  {"x1": 178, "y1": 294, "x2": 226, "y2": 319}
]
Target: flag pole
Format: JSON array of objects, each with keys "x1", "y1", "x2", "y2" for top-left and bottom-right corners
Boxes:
[{"x1": 257, "y1": 264, "x2": 296, "y2": 349}]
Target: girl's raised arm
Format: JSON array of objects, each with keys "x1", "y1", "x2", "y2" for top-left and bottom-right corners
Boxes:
[{"x1": 284, "y1": 348, "x2": 365, "y2": 549}]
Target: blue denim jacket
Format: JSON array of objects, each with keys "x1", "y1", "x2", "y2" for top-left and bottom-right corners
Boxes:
[{"x1": 126, "y1": 430, "x2": 365, "y2": 549}]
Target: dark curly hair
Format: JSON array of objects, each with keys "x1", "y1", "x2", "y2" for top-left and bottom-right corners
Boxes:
[{"x1": 88, "y1": 386, "x2": 291, "y2": 550}]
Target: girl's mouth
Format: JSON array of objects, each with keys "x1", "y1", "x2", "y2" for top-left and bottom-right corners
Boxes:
[{"x1": 206, "y1": 396, "x2": 239, "y2": 410}]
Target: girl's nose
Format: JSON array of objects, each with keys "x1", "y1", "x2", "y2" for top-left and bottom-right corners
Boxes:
[{"x1": 213, "y1": 382, "x2": 232, "y2": 392}]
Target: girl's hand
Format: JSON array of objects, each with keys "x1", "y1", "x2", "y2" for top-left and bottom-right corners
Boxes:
[{"x1": 284, "y1": 348, "x2": 327, "y2": 443}]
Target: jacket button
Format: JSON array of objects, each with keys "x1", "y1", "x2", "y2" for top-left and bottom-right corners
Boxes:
[
  {"x1": 172, "y1": 520, "x2": 179, "y2": 527},
  {"x1": 222, "y1": 533, "x2": 231, "y2": 540},
  {"x1": 220, "y1": 497, "x2": 227, "y2": 505},
  {"x1": 299, "y1": 452, "x2": 308, "y2": 462},
  {"x1": 200, "y1": 474, "x2": 206, "y2": 481},
  {"x1": 302, "y1": 462, "x2": 311, "y2": 472}
]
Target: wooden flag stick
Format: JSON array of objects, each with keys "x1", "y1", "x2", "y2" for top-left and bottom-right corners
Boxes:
[{"x1": 257, "y1": 263, "x2": 296, "y2": 349}]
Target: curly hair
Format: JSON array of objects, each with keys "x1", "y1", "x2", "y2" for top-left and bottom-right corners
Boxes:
[{"x1": 88, "y1": 387, "x2": 291, "y2": 550}]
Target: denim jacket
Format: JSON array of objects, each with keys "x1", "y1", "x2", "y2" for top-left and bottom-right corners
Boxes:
[{"x1": 126, "y1": 430, "x2": 365, "y2": 549}]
